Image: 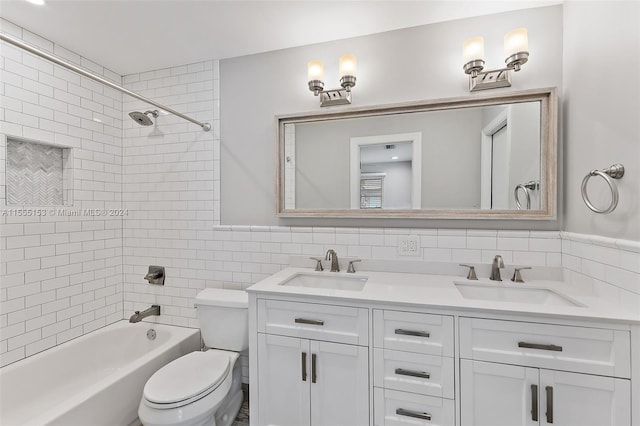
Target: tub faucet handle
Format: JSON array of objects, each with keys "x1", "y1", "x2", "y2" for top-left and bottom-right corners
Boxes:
[{"x1": 144, "y1": 266, "x2": 165, "y2": 285}]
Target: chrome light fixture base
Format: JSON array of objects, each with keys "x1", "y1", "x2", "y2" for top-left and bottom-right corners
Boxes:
[
  {"x1": 308, "y1": 80, "x2": 325, "y2": 96},
  {"x1": 320, "y1": 89, "x2": 352, "y2": 107},
  {"x1": 469, "y1": 69, "x2": 512, "y2": 92},
  {"x1": 505, "y1": 51, "x2": 529, "y2": 71},
  {"x1": 463, "y1": 59, "x2": 485, "y2": 78},
  {"x1": 340, "y1": 75, "x2": 357, "y2": 91}
]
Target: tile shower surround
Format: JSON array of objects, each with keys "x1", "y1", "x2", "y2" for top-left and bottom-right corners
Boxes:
[
  {"x1": 1, "y1": 20, "x2": 639, "y2": 375},
  {"x1": 0, "y1": 19, "x2": 124, "y2": 367}
]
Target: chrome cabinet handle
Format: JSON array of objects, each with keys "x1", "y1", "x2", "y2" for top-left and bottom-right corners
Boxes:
[
  {"x1": 546, "y1": 386, "x2": 554, "y2": 423},
  {"x1": 395, "y1": 328, "x2": 430, "y2": 338},
  {"x1": 518, "y1": 342, "x2": 563, "y2": 352},
  {"x1": 311, "y1": 353, "x2": 317, "y2": 384},
  {"x1": 531, "y1": 384, "x2": 538, "y2": 421},
  {"x1": 301, "y1": 352, "x2": 307, "y2": 381},
  {"x1": 395, "y1": 368, "x2": 430, "y2": 379},
  {"x1": 396, "y1": 408, "x2": 431, "y2": 421},
  {"x1": 295, "y1": 318, "x2": 325, "y2": 326}
]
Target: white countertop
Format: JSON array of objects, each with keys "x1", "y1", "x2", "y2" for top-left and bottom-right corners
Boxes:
[{"x1": 247, "y1": 267, "x2": 640, "y2": 325}]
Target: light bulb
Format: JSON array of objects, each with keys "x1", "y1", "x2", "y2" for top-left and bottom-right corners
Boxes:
[
  {"x1": 339, "y1": 54, "x2": 357, "y2": 78},
  {"x1": 463, "y1": 37, "x2": 485, "y2": 63},
  {"x1": 307, "y1": 60, "x2": 324, "y2": 82},
  {"x1": 504, "y1": 28, "x2": 529, "y2": 58}
]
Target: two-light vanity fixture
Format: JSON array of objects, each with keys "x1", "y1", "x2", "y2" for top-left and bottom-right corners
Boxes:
[
  {"x1": 307, "y1": 54, "x2": 357, "y2": 106},
  {"x1": 463, "y1": 28, "x2": 530, "y2": 92},
  {"x1": 305, "y1": 28, "x2": 528, "y2": 104}
]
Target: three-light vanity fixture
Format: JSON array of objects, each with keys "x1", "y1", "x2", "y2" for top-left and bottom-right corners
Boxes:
[
  {"x1": 308, "y1": 54, "x2": 357, "y2": 106},
  {"x1": 463, "y1": 28, "x2": 530, "y2": 92}
]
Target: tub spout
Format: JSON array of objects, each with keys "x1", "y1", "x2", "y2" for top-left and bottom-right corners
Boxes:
[{"x1": 129, "y1": 305, "x2": 161, "y2": 323}]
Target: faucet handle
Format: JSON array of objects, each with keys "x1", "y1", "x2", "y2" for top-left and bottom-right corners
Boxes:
[
  {"x1": 309, "y1": 257, "x2": 324, "y2": 271},
  {"x1": 347, "y1": 259, "x2": 361, "y2": 273},
  {"x1": 459, "y1": 264, "x2": 478, "y2": 280},
  {"x1": 511, "y1": 266, "x2": 532, "y2": 283}
]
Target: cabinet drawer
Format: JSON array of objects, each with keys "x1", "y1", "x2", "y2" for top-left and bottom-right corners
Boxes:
[
  {"x1": 374, "y1": 388, "x2": 455, "y2": 426},
  {"x1": 373, "y1": 310, "x2": 454, "y2": 356},
  {"x1": 459, "y1": 317, "x2": 631, "y2": 378},
  {"x1": 374, "y1": 348, "x2": 454, "y2": 399},
  {"x1": 257, "y1": 299, "x2": 368, "y2": 345}
]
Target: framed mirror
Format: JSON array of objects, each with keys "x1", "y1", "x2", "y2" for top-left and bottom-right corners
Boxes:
[{"x1": 277, "y1": 88, "x2": 557, "y2": 220}]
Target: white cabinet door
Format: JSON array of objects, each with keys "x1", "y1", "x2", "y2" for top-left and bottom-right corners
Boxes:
[
  {"x1": 460, "y1": 359, "x2": 539, "y2": 426},
  {"x1": 257, "y1": 334, "x2": 311, "y2": 426},
  {"x1": 310, "y1": 340, "x2": 369, "y2": 426},
  {"x1": 539, "y1": 370, "x2": 631, "y2": 426}
]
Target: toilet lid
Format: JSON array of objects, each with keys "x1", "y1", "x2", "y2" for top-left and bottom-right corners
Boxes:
[{"x1": 143, "y1": 351, "x2": 231, "y2": 405}]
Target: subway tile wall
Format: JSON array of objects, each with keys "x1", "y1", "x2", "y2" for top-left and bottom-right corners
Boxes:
[
  {"x1": 0, "y1": 19, "x2": 124, "y2": 367},
  {"x1": 562, "y1": 232, "x2": 640, "y2": 314}
]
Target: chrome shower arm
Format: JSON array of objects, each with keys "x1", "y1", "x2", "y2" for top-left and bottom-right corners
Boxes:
[{"x1": 0, "y1": 32, "x2": 211, "y2": 132}]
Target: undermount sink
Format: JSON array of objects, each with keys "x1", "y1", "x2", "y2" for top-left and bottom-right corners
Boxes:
[
  {"x1": 454, "y1": 282, "x2": 584, "y2": 307},
  {"x1": 280, "y1": 273, "x2": 368, "y2": 291}
]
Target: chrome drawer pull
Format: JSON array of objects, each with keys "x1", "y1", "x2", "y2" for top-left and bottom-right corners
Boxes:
[
  {"x1": 295, "y1": 318, "x2": 325, "y2": 326},
  {"x1": 518, "y1": 342, "x2": 563, "y2": 352},
  {"x1": 395, "y1": 328, "x2": 430, "y2": 338},
  {"x1": 395, "y1": 368, "x2": 430, "y2": 379},
  {"x1": 396, "y1": 408, "x2": 431, "y2": 421}
]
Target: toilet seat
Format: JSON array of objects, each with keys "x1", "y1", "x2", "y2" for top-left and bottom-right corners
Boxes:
[{"x1": 143, "y1": 351, "x2": 231, "y2": 409}]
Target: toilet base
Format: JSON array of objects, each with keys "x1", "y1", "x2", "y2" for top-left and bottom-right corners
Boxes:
[{"x1": 213, "y1": 388, "x2": 243, "y2": 426}]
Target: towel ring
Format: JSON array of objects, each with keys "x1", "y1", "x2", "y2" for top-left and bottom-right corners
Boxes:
[
  {"x1": 581, "y1": 164, "x2": 624, "y2": 214},
  {"x1": 514, "y1": 181, "x2": 539, "y2": 210}
]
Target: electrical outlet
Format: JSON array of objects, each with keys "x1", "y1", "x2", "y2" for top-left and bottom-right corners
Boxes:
[{"x1": 397, "y1": 235, "x2": 420, "y2": 256}]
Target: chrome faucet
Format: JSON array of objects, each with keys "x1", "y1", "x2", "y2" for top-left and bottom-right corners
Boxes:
[
  {"x1": 490, "y1": 255, "x2": 505, "y2": 281},
  {"x1": 325, "y1": 249, "x2": 340, "y2": 272},
  {"x1": 129, "y1": 305, "x2": 161, "y2": 323}
]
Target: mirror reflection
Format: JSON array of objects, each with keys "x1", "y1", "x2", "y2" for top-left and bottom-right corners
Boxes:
[{"x1": 284, "y1": 102, "x2": 541, "y2": 211}]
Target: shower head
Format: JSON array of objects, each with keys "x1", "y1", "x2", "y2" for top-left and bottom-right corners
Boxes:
[{"x1": 129, "y1": 110, "x2": 159, "y2": 126}]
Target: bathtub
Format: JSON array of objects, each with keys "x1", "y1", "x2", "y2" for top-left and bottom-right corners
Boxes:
[{"x1": 0, "y1": 320, "x2": 200, "y2": 426}]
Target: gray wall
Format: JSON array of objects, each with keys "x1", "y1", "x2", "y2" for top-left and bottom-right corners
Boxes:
[
  {"x1": 221, "y1": 6, "x2": 563, "y2": 227},
  {"x1": 562, "y1": 1, "x2": 640, "y2": 240}
]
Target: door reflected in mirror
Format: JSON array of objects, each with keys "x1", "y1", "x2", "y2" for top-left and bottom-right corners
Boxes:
[
  {"x1": 352, "y1": 133, "x2": 422, "y2": 210},
  {"x1": 278, "y1": 89, "x2": 556, "y2": 219}
]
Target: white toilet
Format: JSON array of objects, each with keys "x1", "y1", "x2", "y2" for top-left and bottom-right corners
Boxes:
[{"x1": 138, "y1": 288, "x2": 248, "y2": 426}]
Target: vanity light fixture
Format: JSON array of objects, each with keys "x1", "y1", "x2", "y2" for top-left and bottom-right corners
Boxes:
[
  {"x1": 308, "y1": 54, "x2": 357, "y2": 107},
  {"x1": 462, "y1": 28, "x2": 529, "y2": 92}
]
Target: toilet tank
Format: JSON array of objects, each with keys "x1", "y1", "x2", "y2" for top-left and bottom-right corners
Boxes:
[{"x1": 195, "y1": 288, "x2": 248, "y2": 351}]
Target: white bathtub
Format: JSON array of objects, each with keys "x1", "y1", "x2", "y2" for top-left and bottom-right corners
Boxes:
[{"x1": 0, "y1": 320, "x2": 200, "y2": 426}]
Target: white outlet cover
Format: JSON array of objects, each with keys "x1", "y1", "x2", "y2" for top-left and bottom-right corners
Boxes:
[{"x1": 398, "y1": 235, "x2": 420, "y2": 257}]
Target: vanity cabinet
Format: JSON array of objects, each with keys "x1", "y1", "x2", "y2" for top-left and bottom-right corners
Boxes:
[
  {"x1": 256, "y1": 300, "x2": 369, "y2": 426},
  {"x1": 373, "y1": 310, "x2": 455, "y2": 426},
  {"x1": 249, "y1": 284, "x2": 635, "y2": 426},
  {"x1": 459, "y1": 317, "x2": 632, "y2": 426}
]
